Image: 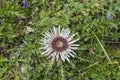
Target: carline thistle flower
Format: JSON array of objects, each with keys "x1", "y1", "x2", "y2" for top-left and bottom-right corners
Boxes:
[{"x1": 41, "y1": 26, "x2": 79, "y2": 62}]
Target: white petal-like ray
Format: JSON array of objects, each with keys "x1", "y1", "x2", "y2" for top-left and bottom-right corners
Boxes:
[
  {"x1": 68, "y1": 49, "x2": 76, "y2": 55},
  {"x1": 51, "y1": 52, "x2": 56, "y2": 61},
  {"x1": 60, "y1": 28, "x2": 65, "y2": 36},
  {"x1": 63, "y1": 51, "x2": 70, "y2": 58},
  {"x1": 45, "y1": 49, "x2": 53, "y2": 56},
  {"x1": 45, "y1": 32, "x2": 51, "y2": 38},
  {"x1": 56, "y1": 53, "x2": 59, "y2": 61},
  {"x1": 53, "y1": 27, "x2": 57, "y2": 36},
  {"x1": 67, "y1": 33, "x2": 77, "y2": 42},
  {"x1": 65, "y1": 55, "x2": 70, "y2": 62},
  {"x1": 61, "y1": 53, "x2": 66, "y2": 61},
  {"x1": 69, "y1": 39, "x2": 79, "y2": 44},
  {"x1": 63, "y1": 29, "x2": 70, "y2": 38},
  {"x1": 68, "y1": 52, "x2": 74, "y2": 57},
  {"x1": 60, "y1": 52, "x2": 65, "y2": 62},
  {"x1": 66, "y1": 49, "x2": 74, "y2": 57},
  {"x1": 69, "y1": 46, "x2": 78, "y2": 50},
  {"x1": 58, "y1": 26, "x2": 61, "y2": 36},
  {"x1": 47, "y1": 52, "x2": 56, "y2": 59},
  {"x1": 49, "y1": 29, "x2": 55, "y2": 38},
  {"x1": 41, "y1": 38, "x2": 51, "y2": 44},
  {"x1": 42, "y1": 44, "x2": 50, "y2": 49},
  {"x1": 42, "y1": 47, "x2": 52, "y2": 55},
  {"x1": 44, "y1": 33, "x2": 54, "y2": 41},
  {"x1": 69, "y1": 44, "x2": 79, "y2": 47}
]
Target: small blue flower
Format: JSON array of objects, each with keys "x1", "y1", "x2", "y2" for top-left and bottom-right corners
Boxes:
[
  {"x1": 107, "y1": 11, "x2": 111, "y2": 20},
  {"x1": 23, "y1": 0, "x2": 27, "y2": 8}
]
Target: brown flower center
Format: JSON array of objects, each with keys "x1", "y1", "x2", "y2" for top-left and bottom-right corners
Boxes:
[
  {"x1": 56, "y1": 41, "x2": 63, "y2": 48},
  {"x1": 51, "y1": 37, "x2": 68, "y2": 52}
]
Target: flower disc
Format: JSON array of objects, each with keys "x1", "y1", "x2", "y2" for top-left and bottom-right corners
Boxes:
[{"x1": 51, "y1": 37, "x2": 68, "y2": 52}]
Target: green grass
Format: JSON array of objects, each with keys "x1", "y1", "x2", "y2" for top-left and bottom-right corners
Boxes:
[{"x1": 0, "y1": 0, "x2": 120, "y2": 80}]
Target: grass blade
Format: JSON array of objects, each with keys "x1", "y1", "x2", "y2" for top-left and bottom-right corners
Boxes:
[{"x1": 93, "y1": 32, "x2": 112, "y2": 63}]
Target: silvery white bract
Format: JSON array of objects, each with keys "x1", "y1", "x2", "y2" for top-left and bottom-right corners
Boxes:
[{"x1": 40, "y1": 26, "x2": 79, "y2": 62}]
